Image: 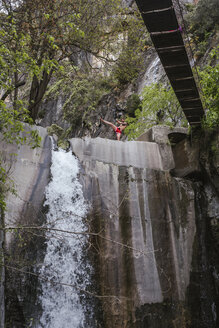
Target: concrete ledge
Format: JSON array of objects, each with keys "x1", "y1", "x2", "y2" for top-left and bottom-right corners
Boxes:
[
  {"x1": 137, "y1": 125, "x2": 188, "y2": 144},
  {"x1": 70, "y1": 137, "x2": 163, "y2": 170},
  {"x1": 138, "y1": 126, "x2": 188, "y2": 171}
]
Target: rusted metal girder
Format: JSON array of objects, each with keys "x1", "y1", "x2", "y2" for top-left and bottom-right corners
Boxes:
[{"x1": 135, "y1": 0, "x2": 205, "y2": 126}]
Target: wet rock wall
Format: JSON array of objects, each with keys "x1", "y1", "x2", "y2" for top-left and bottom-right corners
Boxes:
[
  {"x1": 0, "y1": 126, "x2": 51, "y2": 327},
  {"x1": 70, "y1": 133, "x2": 208, "y2": 327},
  {"x1": 0, "y1": 209, "x2": 4, "y2": 328},
  {"x1": 0, "y1": 125, "x2": 218, "y2": 327}
]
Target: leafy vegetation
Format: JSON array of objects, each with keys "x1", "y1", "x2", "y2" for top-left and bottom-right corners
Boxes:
[
  {"x1": 63, "y1": 75, "x2": 112, "y2": 129},
  {"x1": 186, "y1": 0, "x2": 219, "y2": 41},
  {"x1": 0, "y1": 0, "x2": 114, "y2": 118},
  {"x1": 124, "y1": 44, "x2": 219, "y2": 140},
  {"x1": 0, "y1": 162, "x2": 15, "y2": 212},
  {"x1": 126, "y1": 93, "x2": 142, "y2": 118},
  {"x1": 124, "y1": 1, "x2": 219, "y2": 140},
  {"x1": 200, "y1": 47, "x2": 219, "y2": 129},
  {"x1": 0, "y1": 0, "x2": 218, "y2": 171},
  {"x1": 111, "y1": 15, "x2": 147, "y2": 86},
  {"x1": 0, "y1": 0, "x2": 145, "y2": 121},
  {"x1": 112, "y1": 46, "x2": 143, "y2": 85},
  {"x1": 125, "y1": 83, "x2": 187, "y2": 140},
  {"x1": 45, "y1": 67, "x2": 114, "y2": 134},
  {"x1": 185, "y1": 0, "x2": 219, "y2": 57},
  {"x1": 0, "y1": 0, "x2": 145, "y2": 209}
]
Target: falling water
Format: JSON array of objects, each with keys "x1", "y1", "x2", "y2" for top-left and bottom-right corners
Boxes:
[{"x1": 37, "y1": 147, "x2": 89, "y2": 328}]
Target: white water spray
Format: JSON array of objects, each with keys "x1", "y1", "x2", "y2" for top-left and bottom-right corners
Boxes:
[{"x1": 37, "y1": 147, "x2": 89, "y2": 328}]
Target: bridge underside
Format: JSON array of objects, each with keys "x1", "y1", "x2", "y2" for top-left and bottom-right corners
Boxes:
[{"x1": 135, "y1": 0, "x2": 205, "y2": 126}]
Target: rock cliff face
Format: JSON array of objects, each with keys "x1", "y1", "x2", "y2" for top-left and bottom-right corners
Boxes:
[
  {"x1": 0, "y1": 126, "x2": 218, "y2": 327},
  {"x1": 0, "y1": 209, "x2": 4, "y2": 328}
]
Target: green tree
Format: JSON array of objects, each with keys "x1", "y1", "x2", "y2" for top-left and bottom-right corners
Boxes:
[
  {"x1": 111, "y1": 9, "x2": 147, "y2": 86},
  {"x1": 186, "y1": 0, "x2": 219, "y2": 41},
  {"x1": 62, "y1": 75, "x2": 112, "y2": 129},
  {"x1": 0, "y1": 9, "x2": 41, "y2": 149},
  {"x1": 125, "y1": 83, "x2": 187, "y2": 140},
  {"x1": 0, "y1": 0, "x2": 130, "y2": 120},
  {"x1": 199, "y1": 47, "x2": 219, "y2": 129},
  {"x1": 44, "y1": 61, "x2": 115, "y2": 134},
  {"x1": 0, "y1": 5, "x2": 41, "y2": 210}
]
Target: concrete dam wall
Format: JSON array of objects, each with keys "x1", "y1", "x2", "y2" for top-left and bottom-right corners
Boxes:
[
  {"x1": 1, "y1": 126, "x2": 218, "y2": 327},
  {"x1": 70, "y1": 134, "x2": 198, "y2": 327}
]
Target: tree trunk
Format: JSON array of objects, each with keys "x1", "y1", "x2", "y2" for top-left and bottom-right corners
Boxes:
[{"x1": 28, "y1": 69, "x2": 52, "y2": 121}]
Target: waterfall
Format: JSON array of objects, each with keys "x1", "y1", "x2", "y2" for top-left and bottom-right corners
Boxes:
[{"x1": 37, "y1": 147, "x2": 89, "y2": 328}]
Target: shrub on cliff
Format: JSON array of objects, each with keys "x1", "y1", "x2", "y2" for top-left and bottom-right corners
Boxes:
[
  {"x1": 200, "y1": 47, "x2": 219, "y2": 129},
  {"x1": 126, "y1": 94, "x2": 142, "y2": 118},
  {"x1": 53, "y1": 74, "x2": 112, "y2": 131},
  {"x1": 125, "y1": 83, "x2": 187, "y2": 140},
  {"x1": 186, "y1": 0, "x2": 219, "y2": 41},
  {"x1": 111, "y1": 11, "x2": 148, "y2": 86}
]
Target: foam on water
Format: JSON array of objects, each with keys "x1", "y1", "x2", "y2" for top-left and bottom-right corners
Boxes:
[{"x1": 38, "y1": 148, "x2": 88, "y2": 328}]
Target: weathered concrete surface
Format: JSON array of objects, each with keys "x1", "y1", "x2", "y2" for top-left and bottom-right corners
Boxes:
[
  {"x1": 70, "y1": 136, "x2": 197, "y2": 327},
  {"x1": 0, "y1": 125, "x2": 51, "y2": 327},
  {"x1": 1, "y1": 126, "x2": 51, "y2": 245},
  {"x1": 138, "y1": 126, "x2": 204, "y2": 179},
  {"x1": 137, "y1": 125, "x2": 188, "y2": 144},
  {"x1": 0, "y1": 126, "x2": 217, "y2": 327},
  {"x1": 71, "y1": 137, "x2": 163, "y2": 170},
  {"x1": 171, "y1": 137, "x2": 201, "y2": 179},
  {"x1": 137, "y1": 125, "x2": 188, "y2": 171}
]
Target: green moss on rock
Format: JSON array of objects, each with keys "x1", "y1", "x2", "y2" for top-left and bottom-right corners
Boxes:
[{"x1": 47, "y1": 124, "x2": 64, "y2": 137}]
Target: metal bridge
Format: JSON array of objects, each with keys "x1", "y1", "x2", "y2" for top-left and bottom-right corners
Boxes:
[{"x1": 135, "y1": 0, "x2": 205, "y2": 126}]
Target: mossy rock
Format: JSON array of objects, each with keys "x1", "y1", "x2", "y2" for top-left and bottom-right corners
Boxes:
[
  {"x1": 57, "y1": 139, "x2": 70, "y2": 151},
  {"x1": 47, "y1": 124, "x2": 64, "y2": 137}
]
